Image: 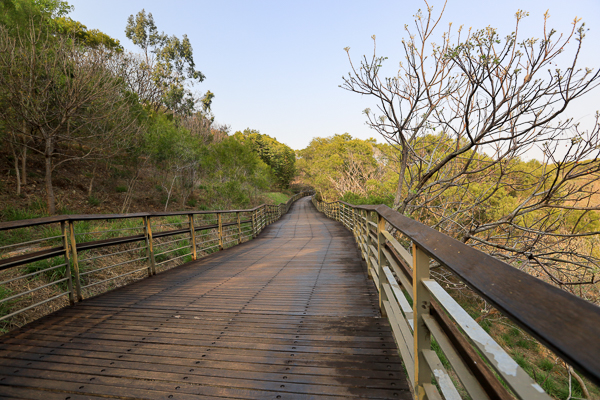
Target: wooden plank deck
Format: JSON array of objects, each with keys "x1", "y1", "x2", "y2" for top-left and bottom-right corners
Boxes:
[{"x1": 0, "y1": 197, "x2": 411, "y2": 399}]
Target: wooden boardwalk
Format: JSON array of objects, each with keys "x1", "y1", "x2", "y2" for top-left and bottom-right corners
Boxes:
[{"x1": 0, "y1": 198, "x2": 411, "y2": 399}]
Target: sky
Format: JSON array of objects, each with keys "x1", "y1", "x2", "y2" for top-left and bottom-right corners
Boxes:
[{"x1": 68, "y1": 0, "x2": 600, "y2": 151}]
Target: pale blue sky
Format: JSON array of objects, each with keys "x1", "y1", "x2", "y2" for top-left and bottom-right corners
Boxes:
[{"x1": 68, "y1": 0, "x2": 600, "y2": 150}]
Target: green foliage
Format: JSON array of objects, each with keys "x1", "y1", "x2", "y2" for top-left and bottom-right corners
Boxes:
[
  {"x1": 516, "y1": 338, "x2": 538, "y2": 351},
  {"x1": 264, "y1": 192, "x2": 289, "y2": 204},
  {"x1": 186, "y1": 198, "x2": 197, "y2": 207},
  {"x1": 234, "y1": 129, "x2": 296, "y2": 189},
  {"x1": 25, "y1": 255, "x2": 67, "y2": 284},
  {"x1": 2, "y1": 205, "x2": 44, "y2": 221},
  {"x1": 340, "y1": 192, "x2": 394, "y2": 207},
  {"x1": 431, "y1": 338, "x2": 451, "y2": 370},
  {"x1": 115, "y1": 185, "x2": 127, "y2": 193},
  {"x1": 200, "y1": 136, "x2": 273, "y2": 207},
  {"x1": 537, "y1": 358, "x2": 554, "y2": 372},
  {"x1": 145, "y1": 112, "x2": 203, "y2": 166},
  {"x1": 298, "y1": 133, "x2": 392, "y2": 201},
  {"x1": 53, "y1": 16, "x2": 122, "y2": 50},
  {"x1": 125, "y1": 9, "x2": 205, "y2": 115},
  {"x1": 1, "y1": 197, "x2": 48, "y2": 221},
  {"x1": 88, "y1": 195, "x2": 101, "y2": 206},
  {"x1": 0, "y1": 286, "x2": 16, "y2": 324}
]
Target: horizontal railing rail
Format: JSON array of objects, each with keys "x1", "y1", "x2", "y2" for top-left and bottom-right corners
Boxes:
[
  {"x1": 0, "y1": 191, "x2": 312, "y2": 327},
  {"x1": 312, "y1": 196, "x2": 600, "y2": 400}
]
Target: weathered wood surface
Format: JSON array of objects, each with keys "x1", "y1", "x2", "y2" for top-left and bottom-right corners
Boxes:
[{"x1": 0, "y1": 197, "x2": 410, "y2": 399}]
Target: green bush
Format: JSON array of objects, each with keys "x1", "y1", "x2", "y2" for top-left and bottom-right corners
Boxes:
[
  {"x1": 88, "y1": 195, "x2": 101, "y2": 206},
  {"x1": 264, "y1": 192, "x2": 289, "y2": 204},
  {"x1": 25, "y1": 256, "x2": 68, "y2": 287},
  {"x1": 0, "y1": 286, "x2": 15, "y2": 318},
  {"x1": 115, "y1": 185, "x2": 127, "y2": 193}
]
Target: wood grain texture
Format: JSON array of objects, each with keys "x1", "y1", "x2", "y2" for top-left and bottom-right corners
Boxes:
[{"x1": 0, "y1": 198, "x2": 411, "y2": 399}]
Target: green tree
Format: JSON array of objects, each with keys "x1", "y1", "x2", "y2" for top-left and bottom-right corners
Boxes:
[
  {"x1": 234, "y1": 129, "x2": 296, "y2": 189},
  {"x1": 54, "y1": 16, "x2": 122, "y2": 50},
  {"x1": 0, "y1": 23, "x2": 143, "y2": 214},
  {"x1": 297, "y1": 133, "x2": 392, "y2": 201},
  {"x1": 201, "y1": 136, "x2": 272, "y2": 207},
  {"x1": 342, "y1": 4, "x2": 600, "y2": 290},
  {"x1": 124, "y1": 9, "x2": 206, "y2": 115}
]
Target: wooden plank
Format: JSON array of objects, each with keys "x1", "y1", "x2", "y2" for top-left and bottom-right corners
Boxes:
[
  {"x1": 373, "y1": 204, "x2": 600, "y2": 386},
  {"x1": 424, "y1": 279, "x2": 550, "y2": 400},
  {"x1": 0, "y1": 197, "x2": 411, "y2": 400}
]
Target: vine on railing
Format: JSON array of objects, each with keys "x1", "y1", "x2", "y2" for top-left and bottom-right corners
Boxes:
[
  {"x1": 0, "y1": 191, "x2": 311, "y2": 330},
  {"x1": 312, "y1": 196, "x2": 600, "y2": 400}
]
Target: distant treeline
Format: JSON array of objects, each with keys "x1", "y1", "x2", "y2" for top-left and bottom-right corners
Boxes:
[{"x1": 0, "y1": 0, "x2": 295, "y2": 214}]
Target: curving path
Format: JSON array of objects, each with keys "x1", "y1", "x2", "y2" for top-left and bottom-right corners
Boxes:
[{"x1": 0, "y1": 197, "x2": 411, "y2": 399}]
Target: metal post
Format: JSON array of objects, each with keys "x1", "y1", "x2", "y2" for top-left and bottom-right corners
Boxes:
[
  {"x1": 60, "y1": 221, "x2": 74, "y2": 305},
  {"x1": 237, "y1": 212, "x2": 241, "y2": 244},
  {"x1": 218, "y1": 213, "x2": 223, "y2": 250},
  {"x1": 188, "y1": 214, "x2": 197, "y2": 260},
  {"x1": 68, "y1": 221, "x2": 83, "y2": 302},
  {"x1": 413, "y1": 243, "x2": 432, "y2": 399},
  {"x1": 143, "y1": 216, "x2": 156, "y2": 276}
]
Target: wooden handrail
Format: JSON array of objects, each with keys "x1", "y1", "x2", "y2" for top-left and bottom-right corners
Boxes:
[
  {"x1": 0, "y1": 205, "x2": 276, "y2": 231},
  {"x1": 0, "y1": 191, "x2": 313, "y2": 325},
  {"x1": 313, "y1": 197, "x2": 600, "y2": 399}
]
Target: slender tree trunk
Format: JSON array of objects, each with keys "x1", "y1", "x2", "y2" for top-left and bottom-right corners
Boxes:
[
  {"x1": 163, "y1": 174, "x2": 177, "y2": 212},
  {"x1": 44, "y1": 139, "x2": 56, "y2": 215},
  {"x1": 121, "y1": 169, "x2": 140, "y2": 214},
  {"x1": 394, "y1": 145, "x2": 409, "y2": 212},
  {"x1": 10, "y1": 141, "x2": 21, "y2": 196},
  {"x1": 21, "y1": 144, "x2": 27, "y2": 186},
  {"x1": 88, "y1": 165, "x2": 97, "y2": 196},
  {"x1": 21, "y1": 122, "x2": 27, "y2": 186}
]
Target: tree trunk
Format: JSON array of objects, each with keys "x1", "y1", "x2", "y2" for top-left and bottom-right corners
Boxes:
[
  {"x1": 163, "y1": 174, "x2": 177, "y2": 212},
  {"x1": 88, "y1": 165, "x2": 97, "y2": 196},
  {"x1": 121, "y1": 169, "x2": 140, "y2": 214},
  {"x1": 10, "y1": 141, "x2": 21, "y2": 196},
  {"x1": 44, "y1": 139, "x2": 55, "y2": 215},
  {"x1": 21, "y1": 122, "x2": 27, "y2": 186},
  {"x1": 394, "y1": 144, "x2": 409, "y2": 211},
  {"x1": 21, "y1": 142, "x2": 27, "y2": 186}
]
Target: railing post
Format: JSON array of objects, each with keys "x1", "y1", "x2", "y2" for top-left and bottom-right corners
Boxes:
[
  {"x1": 413, "y1": 243, "x2": 432, "y2": 399},
  {"x1": 352, "y1": 207, "x2": 357, "y2": 239},
  {"x1": 68, "y1": 221, "x2": 83, "y2": 302},
  {"x1": 188, "y1": 214, "x2": 197, "y2": 261},
  {"x1": 218, "y1": 213, "x2": 223, "y2": 250},
  {"x1": 60, "y1": 221, "x2": 75, "y2": 305},
  {"x1": 377, "y1": 214, "x2": 388, "y2": 315},
  {"x1": 365, "y1": 210, "x2": 372, "y2": 277},
  {"x1": 143, "y1": 216, "x2": 156, "y2": 276},
  {"x1": 237, "y1": 212, "x2": 242, "y2": 244}
]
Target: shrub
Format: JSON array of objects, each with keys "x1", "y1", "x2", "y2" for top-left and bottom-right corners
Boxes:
[{"x1": 88, "y1": 195, "x2": 101, "y2": 206}]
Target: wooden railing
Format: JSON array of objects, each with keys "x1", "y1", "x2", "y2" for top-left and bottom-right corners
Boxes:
[
  {"x1": 313, "y1": 197, "x2": 600, "y2": 400},
  {"x1": 0, "y1": 191, "x2": 311, "y2": 326}
]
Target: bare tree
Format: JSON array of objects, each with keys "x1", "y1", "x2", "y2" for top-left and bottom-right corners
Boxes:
[
  {"x1": 342, "y1": 3, "x2": 600, "y2": 294},
  {"x1": 0, "y1": 23, "x2": 143, "y2": 214}
]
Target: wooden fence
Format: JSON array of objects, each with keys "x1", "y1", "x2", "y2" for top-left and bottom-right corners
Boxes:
[
  {"x1": 313, "y1": 197, "x2": 600, "y2": 400},
  {"x1": 0, "y1": 191, "x2": 311, "y2": 327}
]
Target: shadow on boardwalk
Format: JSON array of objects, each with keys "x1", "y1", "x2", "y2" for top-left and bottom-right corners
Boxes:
[{"x1": 0, "y1": 197, "x2": 411, "y2": 399}]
